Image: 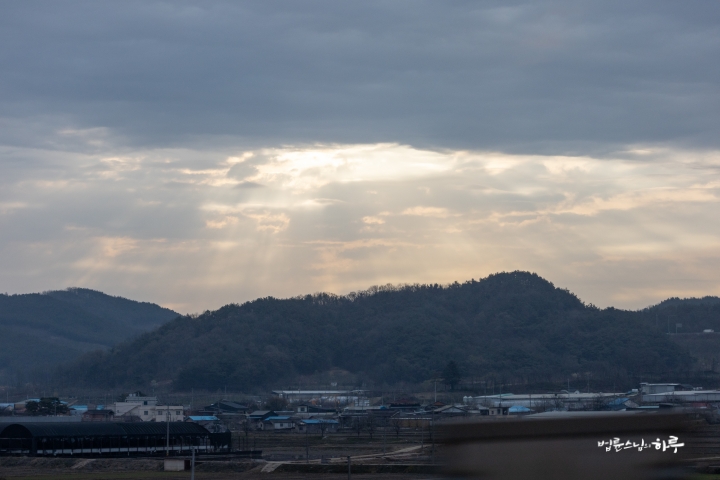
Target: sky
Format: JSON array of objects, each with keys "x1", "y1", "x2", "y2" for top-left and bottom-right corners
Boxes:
[{"x1": 1, "y1": 1, "x2": 719, "y2": 313}]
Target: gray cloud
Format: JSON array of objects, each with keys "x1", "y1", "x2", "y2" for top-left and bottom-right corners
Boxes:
[
  {"x1": 1, "y1": 2, "x2": 720, "y2": 312},
  {"x1": 1, "y1": 1, "x2": 718, "y2": 153}
]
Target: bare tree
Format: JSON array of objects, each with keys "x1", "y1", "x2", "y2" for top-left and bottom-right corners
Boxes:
[
  {"x1": 366, "y1": 414, "x2": 377, "y2": 439},
  {"x1": 351, "y1": 417, "x2": 364, "y2": 438},
  {"x1": 390, "y1": 416, "x2": 403, "y2": 438},
  {"x1": 318, "y1": 420, "x2": 329, "y2": 438}
]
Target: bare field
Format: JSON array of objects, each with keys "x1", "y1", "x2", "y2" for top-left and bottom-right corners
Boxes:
[{"x1": 0, "y1": 432, "x2": 440, "y2": 480}]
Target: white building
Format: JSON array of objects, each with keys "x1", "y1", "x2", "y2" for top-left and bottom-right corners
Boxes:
[
  {"x1": 466, "y1": 392, "x2": 624, "y2": 410},
  {"x1": 271, "y1": 390, "x2": 366, "y2": 405},
  {"x1": 112, "y1": 393, "x2": 184, "y2": 422},
  {"x1": 640, "y1": 383, "x2": 682, "y2": 395},
  {"x1": 641, "y1": 390, "x2": 720, "y2": 404}
]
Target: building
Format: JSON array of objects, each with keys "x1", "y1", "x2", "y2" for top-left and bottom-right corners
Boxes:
[
  {"x1": 641, "y1": 390, "x2": 720, "y2": 404},
  {"x1": 508, "y1": 405, "x2": 533, "y2": 415},
  {"x1": 271, "y1": 390, "x2": 366, "y2": 405},
  {"x1": 247, "y1": 410, "x2": 276, "y2": 429},
  {"x1": 185, "y1": 416, "x2": 227, "y2": 433},
  {"x1": 368, "y1": 406, "x2": 397, "y2": 417},
  {"x1": 261, "y1": 416, "x2": 295, "y2": 431},
  {"x1": 432, "y1": 405, "x2": 468, "y2": 416},
  {"x1": 112, "y1": 393, "x2": 183, "y2": 422},
  {"x1": 640, "y1": 383, "x2": 695, "y2": 395},
  {"x1": 186, "y1": 415, "x2": 220, "y2": 426},
  {"x1": 389, "y1": 403, "x2": 422, "y2": 413},
  {"x1": 488, "y1": 406, "x2": 510, "y2": 416},
  {"x1": 0, "y1": 416, "x2": 81, "y2": 424},
  {"x1": 69, "y1": 405, "x2": 88, "y2": 416},
  {"x1": 295, "y1": 404, "x2": 337, "y2": 416},
  {"x1": 466, "y1": 392, "x2": 624, "y2": 411},
  {"x1": 198, "y1": 400, "x2": 248, "y2": 416},
  {"x1": 82, "y1": 409, "x2": 115, "y2": 422},
  {"x1": 0, "y1": 422, "x2": 230, "y2": 456},
  {"x1": 467, "y1": 406, "x2": 491, "y2": 415}
]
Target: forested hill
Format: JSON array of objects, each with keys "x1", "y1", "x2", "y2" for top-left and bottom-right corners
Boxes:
[
  {"x1": 644, "y1": 296, "x2": 720, "y2": 333},
  {"x1": 60, "y1": 272, "x2": 699, "y2": 392},
  {"x1": 0, "y1": 288, "x2": 178, "y2": 383}
]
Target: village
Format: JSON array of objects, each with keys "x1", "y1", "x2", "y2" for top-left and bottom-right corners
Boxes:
[
  {"x1": 2, "y1": 382, "x2": 720, "y2": 452},
  {"x1": 4, "y1": 383, "x2": 720, "y2": 427}
]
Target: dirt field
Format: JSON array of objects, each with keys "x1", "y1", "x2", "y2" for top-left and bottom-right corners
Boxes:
[
  {"x1": 0, "y1": 457, "x2": 439, "y2": 480},
  {"x1": 0, "y1": 432, "x2": 441, "y2": 480}
]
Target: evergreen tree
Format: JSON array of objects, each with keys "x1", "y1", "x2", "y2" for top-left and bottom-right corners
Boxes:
[{"x1": 442, "y1": 361, "x2": 461, "y2": 390}]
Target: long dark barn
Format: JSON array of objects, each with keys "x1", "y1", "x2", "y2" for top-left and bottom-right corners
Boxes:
[{"x1": 0, "y1": 422, "x2": 231, "y2": 456}]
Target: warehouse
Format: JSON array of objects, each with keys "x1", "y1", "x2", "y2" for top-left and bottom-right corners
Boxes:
[{"x1": 0, "y1": 422, "x2": 231, "y2": 456}]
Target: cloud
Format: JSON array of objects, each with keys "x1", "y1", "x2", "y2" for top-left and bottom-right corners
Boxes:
[
  {"x1": 1, "y1": 2, "x2": 719, "y2": 311},
  {"x1": 362, "y1": 216, "x2": 385, "y2": 225},
  {"x1": 1, "y1": 140, "x2": 719, "y2": 312},
  {"x1": 1, "y1": 1, "x2": 718, "y2": 153},
  {"x1": 401, "y1": 207, "x2": 453, "y2": 218}
]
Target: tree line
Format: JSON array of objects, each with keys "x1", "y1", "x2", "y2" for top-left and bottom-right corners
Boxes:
[{"x1": 56, "y1": 272, "x2": 702, "y2": 392}]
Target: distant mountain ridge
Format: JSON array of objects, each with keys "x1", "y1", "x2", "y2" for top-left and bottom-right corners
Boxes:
[
  {"x1": 58, "y1": 272, "x2": 706, "y2": 392},
  {"x1": 0, "y1": 288, "x2": 178, "y2": 383}
]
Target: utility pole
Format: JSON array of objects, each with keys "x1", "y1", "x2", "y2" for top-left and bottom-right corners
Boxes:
[
  {"x1": 191, "y1": 446, "x2": 196, "y2": 480},
  {"x1": 430, "y1": 412, "x2": 435, "y2": 463},
  {"x1": 166, "y1": 405, "x2": 170, "y2": 456},
  {"x1": 382, "y1": 420, "x2": 386, "y2": 455}
]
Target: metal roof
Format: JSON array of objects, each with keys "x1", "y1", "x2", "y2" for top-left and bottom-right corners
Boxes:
[
  {"x1": 508, "y1": 405, "x2": 533, "y2": 413},
  {"x1": 187, "y1": 416, "x2": 219, "y2": 421},
  {"x1": 0, "y1": 422, "x2": 210, "y2": 438},
  {"x1": 0, "y1": 416, "x2": 82, "y2": 424},
  {"x1": 248, "y1": 410, "x2": 275, "y2": 417},
  {"x1": 272, "y1": 390, "x2": 359, "y2": 395}
]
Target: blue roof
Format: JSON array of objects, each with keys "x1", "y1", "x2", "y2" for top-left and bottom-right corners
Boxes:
[
  {"x1": 70, "y1": 405, "x2": 88, "y2": 411},
  {"x1": 187, "y1": 416, "x2": 219, "y2": 421},
  {"x1": 608, "y1": 397, "x2": 629, "y2": 406},
  {"x1": 265, "y1": 416, "x2": 291, "y2": 421},
  {"x1": 508, "y1": 405, "x2": 533, "y2": 413},
  {"x1": 302, "y1": 419, "x2": 339, "y2": 424}
]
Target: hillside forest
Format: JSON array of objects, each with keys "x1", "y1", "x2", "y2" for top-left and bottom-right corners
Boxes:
[
  {"x1": 54, "y1": 272, "x2": 720, "y2": 393},
  {"x1": 0, "y1": 288, "x2": 178, "y2": 384}
]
